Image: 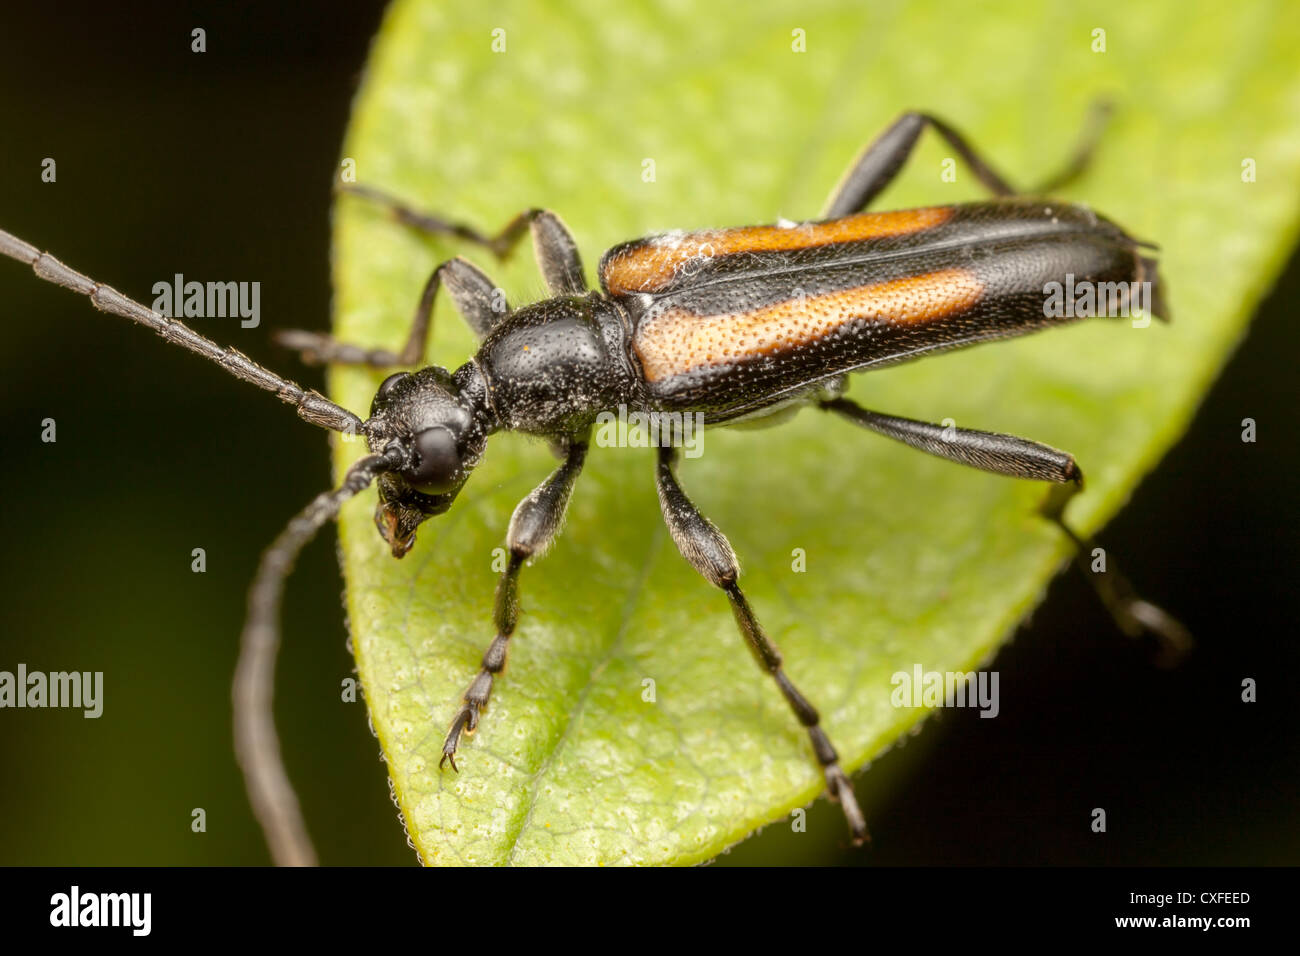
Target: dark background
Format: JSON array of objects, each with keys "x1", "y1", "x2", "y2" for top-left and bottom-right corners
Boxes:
[{"x1": 0, "y1": 2, "x2": 1294, "y2": 866}]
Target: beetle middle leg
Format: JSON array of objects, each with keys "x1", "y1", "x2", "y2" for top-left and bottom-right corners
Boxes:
[
  {"x1": 440, "y1": 436, "x2": 589, "y2": 770},
  {"x1": 277, "y1": 203, "x2": 586, "y2": 368},
  {"x1": 655, "y1": 445, "x2": 869, "y2": 845},
  {"x1": 823, "y1": 101, "x2": 1113, "y2": 217},
  {"x1": 821, "y1": 397, "x2": 1191, "y2": 662}
]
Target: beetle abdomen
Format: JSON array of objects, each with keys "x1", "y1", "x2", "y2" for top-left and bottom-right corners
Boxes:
[
  {"x1": 603, "y1": 200, "x2": 1159, "y2": 419},
  {"x1": 600, "y1": 206, "x2": 956, "y2": 296}
]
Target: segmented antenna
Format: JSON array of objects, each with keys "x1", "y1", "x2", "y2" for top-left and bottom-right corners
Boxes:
[
  {"x1": 233, "y1": 447, "x2": 401, "y2": 866},
  {"x1": 0, "y1": 228, "x2": 364, "y2": 435}
]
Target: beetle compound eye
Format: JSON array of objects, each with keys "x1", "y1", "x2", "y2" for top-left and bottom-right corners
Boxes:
[
  {"x1": 404, "y1": 426, "x2": 461, "y2": 493},
  {"x1": 377, "y1": 371, "x2": 410, "y2": 402}
]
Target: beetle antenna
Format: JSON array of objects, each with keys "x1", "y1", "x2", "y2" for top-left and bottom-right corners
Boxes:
[
  {"x1": 0, "y1": 229, "x2": 364, "y2": 435},
  {"x1": 233, "y1": 447, "x2": 402, "y2": 866}
]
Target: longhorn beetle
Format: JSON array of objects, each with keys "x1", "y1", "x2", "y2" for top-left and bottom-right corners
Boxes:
[{"x1": 1, "y1": 105, "x2": 1189, "y2": 864}]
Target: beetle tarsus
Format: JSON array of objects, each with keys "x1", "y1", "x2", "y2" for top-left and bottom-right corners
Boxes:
[
  {"x1": 825, "y1": 765, "x2": 870, "y2": 846},
  {"x1": 437, "y1": 441, "x2": 589, "y2": 774},
  {"x1": 1043, "y1": 481, "x2": 1193, "y2": 665}
]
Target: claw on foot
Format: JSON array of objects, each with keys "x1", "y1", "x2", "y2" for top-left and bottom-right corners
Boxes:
[
  {"x1": 441, "y1": 708, "x2": 477, "y2": 773},
  {"x1": 1124, "y1": 598, "x2": 1194, "y2": 667}
]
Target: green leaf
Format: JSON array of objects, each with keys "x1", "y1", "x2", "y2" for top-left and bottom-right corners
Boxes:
[{"x1": 329, "y1": 0, "x2": 1300, "y2": 864}]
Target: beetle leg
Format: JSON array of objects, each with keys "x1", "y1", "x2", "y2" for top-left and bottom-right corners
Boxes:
[
  {"x1": 440, "y1": 437, "x2": 588, "y2": 770},
  {"x1": 276, "y1": 256, "x2": 506, "y2": 367},
  {"x1": 655, "y1": 445, "x2": 868, "y2": 846},
  {"x1": 278, "y1": 194, "x2": 588, "y2": 367},
  {"x1": 821, "y1": 397, "x2": 1191, "y2": 663},
  {"x1": 1041, "y1": 482, "x2": 1193, "y2": 666},
  {"x1": 822, "y1": 101, "x2": 1112, "y2": 217},
  {"x1": 342, "y1": 184, "x2": 588, "y2": 295},
  {"x1": 821, "y1": 398, "x2": 1080, "y2": 482}
]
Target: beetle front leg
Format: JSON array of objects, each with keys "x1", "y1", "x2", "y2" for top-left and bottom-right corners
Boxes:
[
  {"x1": 441, "y1": 437, "x2": 589, "y2": 770},
  {"x1": 343, "y1": 185, "x2": 589, "y2": 295},
  {"x1": 278, "y1": 202, "x2": 587, "y2": 369},
  {"x1": 277, "y1": 256, "x2": 507, "y2": 368},
  {"x1": 655, "y1": 446, "x2": 868, "y2": 845}
]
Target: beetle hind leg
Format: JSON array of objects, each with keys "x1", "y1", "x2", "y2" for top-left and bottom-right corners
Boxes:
[
  {"x1": 823, "y1": 100, "x2": 1113, "y2": 218},
  {"x1": 822, "y1": 397, "x2": 1192, "y2": 665},
  {"x1": 1040, "y1": 482, "x2": 1193, "y2": 666}
]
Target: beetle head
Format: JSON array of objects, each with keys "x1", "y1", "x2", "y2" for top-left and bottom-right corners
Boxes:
[{"x1": 363, "y1": 364, "x2": 493, "y2": 557}]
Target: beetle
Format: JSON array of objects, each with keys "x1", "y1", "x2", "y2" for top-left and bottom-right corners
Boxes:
[{"x1": 0, "y1": 106, "x2": 1188, "y2": 864}]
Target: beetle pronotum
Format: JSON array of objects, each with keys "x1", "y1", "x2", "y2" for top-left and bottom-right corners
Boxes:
[{"x1": 1, "y1": 105, "x2": 1188, "y2": 864}]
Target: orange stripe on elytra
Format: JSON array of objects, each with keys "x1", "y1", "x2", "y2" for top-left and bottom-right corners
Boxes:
[
  {"x1": 603, "y1": 206, "x2": 954, "y2": 294},
  {"x1": 634, "y1": 268, "x2": 984, "y2": 383}
]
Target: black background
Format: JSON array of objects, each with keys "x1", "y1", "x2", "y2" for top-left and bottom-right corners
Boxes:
[{"x1": 0, "y1": 1, "x2": 1294, "y2": 866}]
